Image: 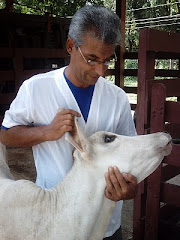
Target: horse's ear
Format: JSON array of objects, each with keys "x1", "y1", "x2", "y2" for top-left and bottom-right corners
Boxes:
[
  {"x1": 65, "y1": 117, "x2": 88, "y2": 152},
  {"x1": 57, "y1": 107, "x2": 88, "y2": 152}
]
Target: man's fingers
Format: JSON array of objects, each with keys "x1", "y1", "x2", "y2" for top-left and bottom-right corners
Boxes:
[
  {"x1": 104, "y1": 166, "x2": 138, "y2": 201},
  {"x1": 46, "y1": 108, "x2": 81, "y2": 141},
  {"x1": 60, "y1": 109, "x2": 81, "y2": 117},
  {"x1": 61, "y1": 124, "x2": 73, "y2": 133},
  {"x1": 104, "y1": 187, "x2": 111, "y2": 198},
  {"x1": 122, "y1": 173, "x2": 138, "y2": 198},
  {"x1": 107, "y1": 167, "x2": 122, "y2": 193},
  {"x1": 61, "y1": 119, "x2": 75, "y2": 127},
  {"x1": 57, "y1": 113, "x2": 79, "y2": 121},
  {"x1": 122, "y1": 173, "x2": 137, "y2": 185},
  {"x1": 105, "y1": 171, "x2": 115, "y2": 193},
  {"x1": 113, "y1": 167, "x2": 128, "y2": 189}
]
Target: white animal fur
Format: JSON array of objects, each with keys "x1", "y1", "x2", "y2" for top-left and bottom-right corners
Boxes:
[{"x1": 0, "y1": 118, "x2": 172, "y2": 240}]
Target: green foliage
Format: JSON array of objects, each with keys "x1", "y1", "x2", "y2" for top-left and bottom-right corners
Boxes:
[
  {"x1": 0, "y1": 0, "x2": 5, "y2": 9},
  {"x1": 1, "y1": 0, "x2": 179, "y2": 55},
  {"x1": 12, "y1": 0, "x2": 104, "y2": 16},
  {"x1": 155, "y1": 59, "x2": 179, "y2": 70},
  {"x1": 103, "y1": 0, "x2": 115, "y2": 12},
  {"x1": 126, "y1": 0, "x2": 180, "y2": 51},
  {"x1": 125, "y1": 59, "x2": 138, "y2": 70}
]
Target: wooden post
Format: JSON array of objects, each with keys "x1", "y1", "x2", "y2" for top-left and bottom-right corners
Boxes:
[
  {"x1": 144, "y1": 83, "x2": 166, "y2": 240},
  {"x1": 133, "y1": 29, "x2": 156, "y2": 240},
  {"x1": 5, "y1": 0, "x2": 13, "y2": 12},
  {"x1": 116, "y1": 0, "x2": 126, "y2": 88},
  {"x1": 136, "y1": 29, "x2": 156, "y2": 135},
  {"x1": 178, "y1": 58, "x2": 180, "y2": 101},
  {"x1": 133, "y1": 180, "x2": 146, "y2": 240}
]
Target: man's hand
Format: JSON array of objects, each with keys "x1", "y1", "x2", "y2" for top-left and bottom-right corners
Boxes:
[
  {"x1": 0, "y1": 109, "x2": 81, "y2": 148},
  {"x1": 44, "y1": 109, "x2": 81, "y2": 141},
  {"x1": 104, "y1": 166, "x2": 138, "y2": 202}
]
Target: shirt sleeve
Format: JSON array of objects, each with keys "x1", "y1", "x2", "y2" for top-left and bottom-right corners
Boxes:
[
  {"x1": 2, "y1": 81, "x2": 34, "y2": 128},
  {"x1": 115, "y1": 91, "x2": 137, "y2": 136}
]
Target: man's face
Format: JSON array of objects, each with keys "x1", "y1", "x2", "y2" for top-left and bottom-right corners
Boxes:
[{"x1": 66, "y1": 33, "x2": 116, "y2": 88}]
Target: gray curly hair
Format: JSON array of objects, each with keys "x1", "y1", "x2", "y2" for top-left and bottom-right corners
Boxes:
[{"x1": 68, "y1": 5, "x2": 121, "y2": 48}]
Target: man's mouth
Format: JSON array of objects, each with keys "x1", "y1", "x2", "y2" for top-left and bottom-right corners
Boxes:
[{"x1": 90, "y1": 75, "x2": 99, "y2": 80}]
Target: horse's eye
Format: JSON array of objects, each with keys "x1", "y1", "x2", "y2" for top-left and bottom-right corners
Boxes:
[{"x1": 104, "y1": 135, "x2": 116, "y2": 143}]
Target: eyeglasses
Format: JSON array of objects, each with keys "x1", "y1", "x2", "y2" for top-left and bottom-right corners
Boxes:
[{"x1": 78, "y1": 46, "x2": 117, "y2": 66}]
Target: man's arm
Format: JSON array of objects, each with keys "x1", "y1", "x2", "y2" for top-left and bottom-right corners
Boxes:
[{"x1": 0, "y1": 109, "x2": 81, "y2": 148}]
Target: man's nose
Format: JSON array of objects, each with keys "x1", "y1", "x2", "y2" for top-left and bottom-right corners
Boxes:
[{"x1": 94, "y1": 63, "x2": 108, "y2": 76}]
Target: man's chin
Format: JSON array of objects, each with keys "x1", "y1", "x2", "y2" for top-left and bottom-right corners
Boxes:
[{"x1": 89, "y1": 75, "x2": 99, "y2": 83}]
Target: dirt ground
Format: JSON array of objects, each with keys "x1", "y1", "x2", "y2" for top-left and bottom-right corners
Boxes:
[
  {"x1": 6, "y1": 147, "x2": 36, "y2": 182},
  {"x1": 122, "y1": 200, "x2": 133, "y2": 240},
  {"x1": 6, "y1": 146, "x2": 133, "y2": 240}
]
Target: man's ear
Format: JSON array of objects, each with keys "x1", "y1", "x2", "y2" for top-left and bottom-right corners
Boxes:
[
  {"x1": 65, "y1": 117, "x2": 88, "y2": 152},
  {"x1": 66, "y1": 38, "x2": 74, "y2": 55}
]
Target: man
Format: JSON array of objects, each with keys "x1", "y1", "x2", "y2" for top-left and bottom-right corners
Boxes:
[{"x1": 0, "y1": 5, "x2": 137, "y2": 239}]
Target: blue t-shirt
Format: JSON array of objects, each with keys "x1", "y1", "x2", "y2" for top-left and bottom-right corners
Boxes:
[{"x1": 63, "y1": 71, "x2": 95, "y2": 122}]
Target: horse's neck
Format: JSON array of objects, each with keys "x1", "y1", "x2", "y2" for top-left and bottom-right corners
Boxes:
[
  {"x1": 55, "y1": 160, "x2": 105, "y2": 200},
  {"x1": 53, "y1": 161, "x2": 115, "y2": 239}
]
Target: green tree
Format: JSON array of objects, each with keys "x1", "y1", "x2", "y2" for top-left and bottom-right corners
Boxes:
[
  {"x1": 1, "y1": 0, "x2": 179, "y2": 51},
  {"x1": 126, "y1": 0, "x2": 180, "y2": 51},
  {"x1": 11, "y1": 0, "x2": 104, "y2": 16},
  {"x1": 0, "y1": 0, "x2": 5, "y2": 9},
  {"x1": 103, "y1": 0, "x2": 115, "y2": 12}
]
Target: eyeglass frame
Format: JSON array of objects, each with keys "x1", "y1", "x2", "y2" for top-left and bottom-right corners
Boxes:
[{"x1": 78, "y1": 46, "x2": 117, "y2": 66}]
